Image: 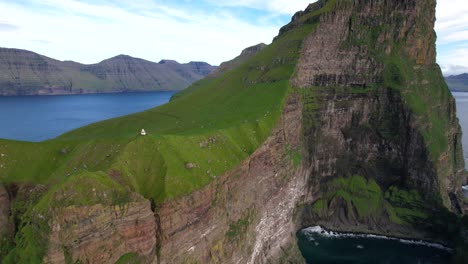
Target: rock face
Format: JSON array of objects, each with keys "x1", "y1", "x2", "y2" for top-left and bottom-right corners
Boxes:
[
  {"x1": 0, "y1": 48, "x2": 216, "y2": 96},
  {"x1": 0, "y1": 184, "x2": 12, "y2": 238},
  {"x1": 290, "y1": 0, "x2": 465, "y2": 209},
  {"x1": 155, "y1": 93, "x2": 305, "y2": 264},
  {"x1": 43, "y1": 200, "x2": 156, "y2": 264}
]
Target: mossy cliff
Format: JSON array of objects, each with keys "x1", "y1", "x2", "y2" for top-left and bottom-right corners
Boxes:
[
  {"x1": 293, "y1": 0, "x2": 466, "y2": 223},
  {"x1": 0, "y1": 0, "x2": 467, "y2": 263}
]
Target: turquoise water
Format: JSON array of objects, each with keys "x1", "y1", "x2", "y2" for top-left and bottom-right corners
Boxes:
[
  {"x1": 0, "y1": 91, "x2": 174, "y2": 142},
  {"x1": 297, "y1": 227, "x2": 452, "y2": 264}
]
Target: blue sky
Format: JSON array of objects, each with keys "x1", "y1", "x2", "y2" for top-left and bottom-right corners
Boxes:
[{"x1": 0, "y1": 0, "x2": 467, "y2": 75}]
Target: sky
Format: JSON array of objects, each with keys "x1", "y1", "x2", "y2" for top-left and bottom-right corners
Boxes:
[{"x1": 0, "y1": 0, "x2": 467, "y2": 76}]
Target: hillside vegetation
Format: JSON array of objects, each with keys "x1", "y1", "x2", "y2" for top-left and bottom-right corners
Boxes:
[{"x1": 0, "y1": 14, "x2": 317, "y2": 203}]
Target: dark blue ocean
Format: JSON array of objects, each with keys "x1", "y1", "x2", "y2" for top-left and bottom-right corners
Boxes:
[
  {"x1": 297, "y1": 227, "x2": 452, "y2": 264},
  {"x1": 0, "y1": 91, "x2": 174, "y2": 141}
]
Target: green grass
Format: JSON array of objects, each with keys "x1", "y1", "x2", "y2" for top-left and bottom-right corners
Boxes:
[
  {"x1": 286, "y1": 145, "x2": 302, "y2": 168},
  {"x1": 3, "y1": 171, "x2": 135, "y2": 264},
  {"x1": 311, "y1": 176, "x2": 431, "y2": 225},
  {"x1": 330, "y1": 176, "x2": 384, "y2": 218},
  {"x1": 0, "y1": 3, "x2": 337, "y2": 259},
  {"x1": 0, "y1": 2, "x2": 324, "y2": 205},
  {"x1": 115, "y1": 252, "x2": 142, "y2": 264},
  {"x1": 35, "y1": 171, "x2": 132, "y2": 210},
  {"x1": 384, "y1": 186, "x2": 428, "y2": 221},
  {"x1": 225, "y1": 209, "x2": 255, "y2": 242},
  {"x1": 311, "y1": 176, "x2": 386, "y2": 219}
]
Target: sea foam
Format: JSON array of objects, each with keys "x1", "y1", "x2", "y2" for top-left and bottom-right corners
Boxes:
[{"x1": 302, "y1": 226, "x2": 452, "y2": 252}]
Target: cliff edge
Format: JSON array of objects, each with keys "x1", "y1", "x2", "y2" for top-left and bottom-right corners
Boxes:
[{"x1": 0, "y1": 0, "x2": 467, "y2": 263}]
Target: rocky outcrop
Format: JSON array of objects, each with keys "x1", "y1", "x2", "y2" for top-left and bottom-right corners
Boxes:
[
  {"x1": 43, "y1": 200, "x2": 156, "y2": 264},
  {"x1": 0, "y1": 184, "x2": 12, "y2": 238},
  {"x1": 292, "y1": 0, "x2": 436, "y2": 87},
  {"x1": 209, "y1": 43, "x2": 267, "y2": 77},
  {"x1": 289, "y1": 0, "x2": 465, "y2": 209},
  {"x1": 0, "y1": 48, "x2": 216, "y2": 96}
]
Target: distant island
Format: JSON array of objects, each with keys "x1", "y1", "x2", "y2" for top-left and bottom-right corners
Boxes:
[
  {"x1": 0, "y1": 48, "x2": 216, "y2": 96},
  {"x1": 445, "y1": 73, "x2": 468, "y2": 92}
]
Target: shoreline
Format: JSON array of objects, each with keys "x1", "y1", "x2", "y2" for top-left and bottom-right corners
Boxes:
[
  {"x1": 300, "y1": 226, "x2": 453, "y2": 252},
  {"x1": 0, "y1": 89, "x2": 177, "y2": 97}
]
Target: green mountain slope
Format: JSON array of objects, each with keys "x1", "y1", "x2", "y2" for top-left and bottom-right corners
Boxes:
[
  {"x1": 0, "y1": 12, "x2": 318, "y2": 202},
  {"x1": 0, "y1": 48, "x2": 216, "y2": 95},
  {"x1": 170, "y1": 43, "x2": 267, "y2": 101}
]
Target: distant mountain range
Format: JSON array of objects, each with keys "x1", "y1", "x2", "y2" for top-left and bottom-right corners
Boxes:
[
  {"x1": 0, "y1": 48, "x2": 216, "y2": 96},
  {"x1": 445, "y1": 73, "x2": 468, "y2": 92}
]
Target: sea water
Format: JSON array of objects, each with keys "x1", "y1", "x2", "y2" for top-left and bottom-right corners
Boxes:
[
  {"x1": 0, "y1": 91, "x2": 174, "y2": 141},
  {"x1": 297, "y1": 226, "x2": 452, "y2": 264},
  {"x1": 453, "y1": 92, "x2": 468, "y2": 170}
]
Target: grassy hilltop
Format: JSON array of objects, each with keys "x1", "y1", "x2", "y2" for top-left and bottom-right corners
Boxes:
[
  {"x1": 0, "y1": 9, "x2": 319, "y2": 203},
  {"x1": 0, "y1": 7, "x2": 321, "y2": 258}
]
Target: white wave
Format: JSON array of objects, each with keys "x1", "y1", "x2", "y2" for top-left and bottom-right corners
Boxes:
[
  {"x1": 302, "y1": 226, "x2": 452, "y2": 252},
  {"x1": 356, "y1": 245, "x2": 364, "y2": 249}
]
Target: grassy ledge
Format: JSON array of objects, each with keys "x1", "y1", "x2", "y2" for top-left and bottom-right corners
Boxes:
[{"x1": 0, "y1": 3, "x2": 325, "y2": 205}]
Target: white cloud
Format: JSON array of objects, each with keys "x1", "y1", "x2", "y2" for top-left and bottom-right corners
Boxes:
[
  {"x1": 0, "y1": 0, "x2": 466, "y2": 74},
  {"x1": 441, "y1": 65, "x2": 468, "y2": 76},
  {"x1": 0, "y1": 0, "x2": 284, "y2": 65},
  {"x1": 0, "y1": 21, "x2": 20, "y2": 31},
  {"x1": 436, "y1": 0, "x2": 468, "y2": 74},
  {"x1": 206, "y1": 0, "x2": 312, "y2": 14}
]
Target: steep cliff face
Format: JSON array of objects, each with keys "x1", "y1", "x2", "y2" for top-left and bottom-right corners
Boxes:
[
  {"x1": 154, "y1": 93, "x2": 305, "y2": 264},
  {"x1": 155, "y1": 0, "x2": 467, "y2": 262},
  {"x1": 290, "y1": 0, "x2": 465, "y2": 210},
  {"x1": 0, "y1": 48, "x2": 216, "y2": 95},
  {"x1": 44, "y1": 201, "x2": 156, "y2": 264},
  {"x1": 1, "y1": 0, "x2": 466, "y2": 263},
  {"x1": 1, "y1": 172, "x2": 157, "y2": 263},
  {"x1": 0, "y1": 184, "x2": 13, "y2": 247}
]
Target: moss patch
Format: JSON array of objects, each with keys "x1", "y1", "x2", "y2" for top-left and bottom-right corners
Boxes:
[
  {"x1": 115, "y1": 252, "x2": 142, "y2": 264},
  {"x1": 310, "y1": 176, "x2": 432, "y2": 226},
  {"x1": 225, "y1": 209, "x2": 255, "y2": 242}
]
